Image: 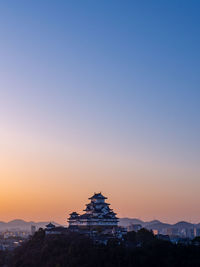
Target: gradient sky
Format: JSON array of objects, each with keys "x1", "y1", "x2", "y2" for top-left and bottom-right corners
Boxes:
[{"x1": 0, "y1": 0, "x2": 200, "y2": 224}]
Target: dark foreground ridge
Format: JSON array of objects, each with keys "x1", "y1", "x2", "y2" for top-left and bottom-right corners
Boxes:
[{"x1": 2, "y1": 228, "x2": 200, "y2": 267}]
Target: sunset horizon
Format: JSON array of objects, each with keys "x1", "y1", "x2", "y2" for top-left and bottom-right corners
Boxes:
[{"x1": 1, "y1": 1, "x2": 200, "y2": 226}]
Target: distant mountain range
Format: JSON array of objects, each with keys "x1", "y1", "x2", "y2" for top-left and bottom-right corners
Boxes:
[
  {"x1": 119, "y1": 218, "x2": 200, "y2": 231},
  {"x1": 0, "y1": 218, "x2": 199, "y2": 231},
  {"x1": 0, "y1": 219, "x2": 61, "y2": 231}
]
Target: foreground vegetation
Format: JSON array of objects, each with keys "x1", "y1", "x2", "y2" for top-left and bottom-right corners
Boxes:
[{"x1": 2, "y1": 229, "x2": 200, "y2": 267}]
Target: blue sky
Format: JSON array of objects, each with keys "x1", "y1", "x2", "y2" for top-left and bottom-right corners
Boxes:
[{"x1": 0, "y1": 1, "x2": 200, "y2": 222}]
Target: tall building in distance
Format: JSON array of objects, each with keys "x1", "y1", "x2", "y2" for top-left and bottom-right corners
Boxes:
[
  {"x1": 68, "y1": 193, "x2": 118, "y2": 229},
  {"x1": 31, "y1": 225, "x2": 36, "y2": 235}
]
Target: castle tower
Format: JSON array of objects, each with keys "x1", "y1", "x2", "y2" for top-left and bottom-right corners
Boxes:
[{"x1": 68, "y1": 193, "x2": 118, "y2": 229}]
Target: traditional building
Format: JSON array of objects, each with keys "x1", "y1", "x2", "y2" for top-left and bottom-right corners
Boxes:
[
  {"x1": 45, "y1": 223, "x2": 66, "y2": 235},
  {"x1": 68, "y1": 193, "x2": 118, "y2": 229}
]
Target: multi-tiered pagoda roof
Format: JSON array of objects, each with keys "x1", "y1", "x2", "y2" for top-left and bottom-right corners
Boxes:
[
  {"x1": 68, "y1": 193, "x2": 118, "y2": 228},
  {"x1": 89, "y1": 193, "x2": 107, "y2": 199}
]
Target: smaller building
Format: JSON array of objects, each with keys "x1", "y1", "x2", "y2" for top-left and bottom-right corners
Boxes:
[{"x1": 45, "y1": 223, "x2": 63, "y2": 235}]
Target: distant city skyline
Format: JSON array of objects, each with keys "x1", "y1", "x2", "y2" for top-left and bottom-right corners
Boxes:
[{"x1": 0, "y1": 1, "x2": 200, "y2": 224}]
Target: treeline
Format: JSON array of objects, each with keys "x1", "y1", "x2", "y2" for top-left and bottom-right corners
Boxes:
[{"x1": 2, "y1": 228, "x2": 200, "y2": 267}]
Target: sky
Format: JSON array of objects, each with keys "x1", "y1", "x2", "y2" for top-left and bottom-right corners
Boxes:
[{"x1": 0, "y1": 0, "x2": 200, "y2": 224}]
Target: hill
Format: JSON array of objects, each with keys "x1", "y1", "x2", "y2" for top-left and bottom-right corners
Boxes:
[
  {"x1": 119, "y1": 218, "x2": 200, "y2": 231},
  {"x1": 0, "y1": 220, "x2": 61, "y2": 231},
  {"x1": 6, "y1": 228, "x2": 200, "y2": 267}
]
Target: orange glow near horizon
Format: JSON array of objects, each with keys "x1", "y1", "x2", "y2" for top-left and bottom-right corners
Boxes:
[{"x1": 1, "y1": 127, "x2": 200, "y2": 225}]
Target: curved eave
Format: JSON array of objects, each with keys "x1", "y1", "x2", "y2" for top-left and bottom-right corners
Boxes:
[
  {"x1": 89, "y1": 195, "x2": 107, "y2": 199},
  {"x1": 69, "y1": 212, "x2": 79, "y2": 216}
]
